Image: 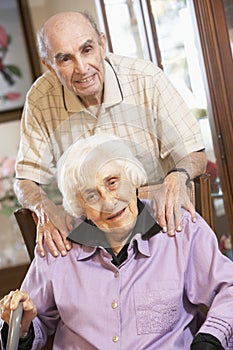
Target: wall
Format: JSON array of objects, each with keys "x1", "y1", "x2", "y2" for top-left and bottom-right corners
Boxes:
[
  {"x1": 0, "y1": 0, "x2": 98, "y2": 269},
  {"x1": 28, "y1": 0, "x2": 99, "y2": 55},
  {"x1": 0, "y1": 120, "x2": 20, "y2": 157},
  {"x1": 0, "y1": 0, "x2": 99, "y2": 157}
]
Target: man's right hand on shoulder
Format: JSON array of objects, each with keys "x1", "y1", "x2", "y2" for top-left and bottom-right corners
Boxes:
[
  {"x1": 34, "y1": 203, "x2": 73, "y2": 257},
  {"x1": 14, "y1": 179, "x2": 73, "y2": 257}
]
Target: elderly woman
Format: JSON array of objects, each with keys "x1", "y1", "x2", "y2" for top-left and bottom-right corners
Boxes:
[{"x1": 0, "y1": 134, "x2": 233, "y2": 350}]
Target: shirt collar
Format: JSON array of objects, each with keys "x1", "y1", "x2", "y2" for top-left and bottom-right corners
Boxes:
[
  {"x1": 62, "y1": 85, "x2": 83, "y2": 113},
  {"x1": 68, "y1": 199, "x2": 161, "y2": 250},
  {"x1": 62, "y1": 58, "x2": 123, "y2": 113},
  {"x1": 103, "y1": 57, "x2": 123, "y2": 108}
]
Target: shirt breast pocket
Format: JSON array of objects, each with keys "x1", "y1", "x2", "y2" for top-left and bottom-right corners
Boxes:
[{"x1": 133, "y1": 280, "x2": 181, "y2": 336}]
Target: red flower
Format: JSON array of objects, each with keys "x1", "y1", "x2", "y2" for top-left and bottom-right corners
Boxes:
[
  {"x1": 0, "y1": 25, "x2": 7, "y2": 48},
  {"x1": 6, "y1": 92, "x2": 20, "y2": 100}
]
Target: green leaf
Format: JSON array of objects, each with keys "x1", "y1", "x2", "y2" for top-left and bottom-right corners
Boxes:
[
  {"x1": 5, "y1": 65, "x2": 22, "y2": 78},
  {"x1": 1, "y1": 205, "x2": 14, "y2": 217},
  {"x1": 7, "y1": 34, "x2": 11, "y2": 45}
]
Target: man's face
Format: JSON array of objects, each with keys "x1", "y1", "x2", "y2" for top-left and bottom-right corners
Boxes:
[
  {"x1": 78, "y1": 161, "x2": 138, "y2": 237},
  {"x1": 44, "y1": 14, "x2": 106, "y2": 107}
]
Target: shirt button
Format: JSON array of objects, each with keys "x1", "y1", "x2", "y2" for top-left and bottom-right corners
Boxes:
[
  {"x1": 111, "y1": 301, "x2": 118, "y2": 309},
  {"x1": 112, "y1": 335, "x2": 119, "y2": 343},
  {"x1": 114, "y1": 271, "x2": 119, "y2": 278}
]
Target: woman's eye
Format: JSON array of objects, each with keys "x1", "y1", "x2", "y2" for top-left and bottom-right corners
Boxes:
[
  {"x1": 108, "y1": 178, "x2": 118, "y2": 189},
  {"x1": 85, "y1": 192, "x2": 99, "y2": 203}
]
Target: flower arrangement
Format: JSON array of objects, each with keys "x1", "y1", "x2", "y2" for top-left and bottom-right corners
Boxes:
[
  {"x1": 0, "y1": 25, "x2": 22, "y2": 86},
  {"x1": 0, "y1": 24, "x2": 21, "y2": 103},
  {"x1": 0, "y1": 156, "x2": 20, "y2": 216}
]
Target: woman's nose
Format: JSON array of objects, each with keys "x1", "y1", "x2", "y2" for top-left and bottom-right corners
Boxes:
[{"x1": 101, "y1": 192, "x2": 118, "y2": 213}]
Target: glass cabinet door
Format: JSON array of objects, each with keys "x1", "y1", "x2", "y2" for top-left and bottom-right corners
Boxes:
[
  {"x1": 223, "y1": 0, "x2": 233, "y2": 57},
  {"x1": 98, "y1": 0, "x2": 233, "y2": 247}
]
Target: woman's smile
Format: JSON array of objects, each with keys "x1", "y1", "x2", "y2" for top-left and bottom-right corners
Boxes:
[{"x1": 106, "y1": 207, "x2": 126, "y2": 221}]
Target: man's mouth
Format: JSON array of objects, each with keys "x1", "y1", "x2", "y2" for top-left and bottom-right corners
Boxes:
[
  {"x1": 77, "y1": 74, "x2": 95, "y2": 84},
  {"x1": 107, "y1": 208, "x2": 126, "y2": 220}
]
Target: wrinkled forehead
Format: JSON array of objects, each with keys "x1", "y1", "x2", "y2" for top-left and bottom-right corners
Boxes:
[
  {"x1": 44, "y1": 13, "x2": 96, "y2": 51},
  {"x1": 82, "y1": 162, "x2": 122, "y2": 193},
  {"x1": 78, "y1": 141, "x2": 133, "y2": 189}
]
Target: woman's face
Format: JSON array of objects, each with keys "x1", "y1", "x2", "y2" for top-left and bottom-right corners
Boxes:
[{"x1": 77, "y1": 161, "x2": 138, "y2": 237}]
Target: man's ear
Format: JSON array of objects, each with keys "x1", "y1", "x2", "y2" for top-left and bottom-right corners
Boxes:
[
  {"x1": 99, "y1": 32, "x2": 107, "y2": 54},
  {"x1": 41, "y1": 58, "x2": 56, "y2": 75}
]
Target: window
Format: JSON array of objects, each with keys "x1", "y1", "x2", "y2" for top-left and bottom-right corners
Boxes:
[{"x1": 97, "y1": 0, "x2": 233, "y2": 243}]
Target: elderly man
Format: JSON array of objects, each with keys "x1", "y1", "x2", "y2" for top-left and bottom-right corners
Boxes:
[
  {"x1": 2, "y1": 134, "x2": 232, "y2": 350},
  {"x1": 14, "y1": 11, "x2": 206, "y2": 257}
]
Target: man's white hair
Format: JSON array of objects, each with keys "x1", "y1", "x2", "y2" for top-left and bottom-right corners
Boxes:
[{"x1": 57, "y1": 133, "x2": 147, "y2": 218}]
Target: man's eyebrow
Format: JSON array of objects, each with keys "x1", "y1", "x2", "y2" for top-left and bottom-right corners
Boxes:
[
  {"x1": 81, "y1": 39, "x2": 93, "y2": 48},
  {"x1": 54, "y1": 39, "x2": 94, "y2": 61},
  {"x1": 54, "y1": 52, "x2": 69, "y2": 61}
]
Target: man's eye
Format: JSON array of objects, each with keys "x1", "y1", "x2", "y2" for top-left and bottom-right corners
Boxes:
[
  {"x1": 62, "y1": 56, "x2": 70, "y2": 62},
  {"x1": 56, "y1": 54, "x2": 71, "y2": 64},
  {"x1": 83, "y1": 46, "x2": 92, "y2": 54}
]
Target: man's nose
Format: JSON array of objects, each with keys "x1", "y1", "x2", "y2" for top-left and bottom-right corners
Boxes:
[{"x1": 73, "y1": 57, "x2": 87, "y2": 74}]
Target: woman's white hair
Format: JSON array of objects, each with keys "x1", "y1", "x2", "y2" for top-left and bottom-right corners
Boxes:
[{"x1": 57, "y1": 133, "x2": 147, "y2": 218}]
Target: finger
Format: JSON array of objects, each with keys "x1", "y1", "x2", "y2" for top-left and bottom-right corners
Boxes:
[
  {"x1": 66, "y1": 214, "x2": 74, "y2": 232},
  {"x1": 43, "y1": 229, "x2": 61, "y2": 257},
  {"x1": 50, "y1": 227, "x2": 69, "y2": 256},
  {"x1": 151, "y1": 199, "x2": 158, "y2": 220},
  {"x1": 36, "y1": 225, "x2": 45, "y2": 257},
  {"x1": 173, "y1": 202, "x2": 183, "y2": 232},
  {"x1": 162, "y1": 190, "x2": 177, "y2": 235},
  {"x1": 49, "y1": 228, "x2": 68, "y2": 256},
  {"x1": 3, "y1": 290, "x2": 19, "y2": 309},
  {"x1": 185, "y1": 201, "x2": 197, "y2": 223},
  {"x1": 165, "y1": 203, "x2": 176, "y2": 236},
  {"x1": 0, "y1": 291, "x2": 16, "y2": 321},
  {"x1": 1, "y1": 290, "x2": 28, "y2": 325},
  {"x1": 1, "y1": 296, "x2": 12, "y2": 323},
  {"x1": 54, "y1": 229, "x2": 71, "y2": 252},
  {"x1": 21, "y1": 299, "x2": 37, "y2": 328},
  {"x1": 154, "y1": 199, "x2": 167, "y2": 232},
  {"x1": 62, "y1": 234, "x2": 72, "y2": 251},
  {"x1": 31, "y1": 212, "x2": 38, "y2": 225},
  {"x1": 10, "y1": 290, "x2": 30, "y2": 310},
  {"x1": 10, "y1": 291, "x2": 37, "y2": 336}
]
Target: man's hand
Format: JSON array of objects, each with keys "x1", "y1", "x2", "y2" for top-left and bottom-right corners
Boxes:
[
  {"x1": 0, "y1": 290, "x2": 36, "y2": 338},
  {"x1": 35, "y1": 204, "x2": 74, "y2": 257},
  {"x1": 14, "y1": 179, "x2": 74, "y2": 257},
  {"x1": 151, "y1": 150, "x2": 207, "y2": 235},
  {"x1": 151, "y1": 172, "x2": 196, "y2": 235}
]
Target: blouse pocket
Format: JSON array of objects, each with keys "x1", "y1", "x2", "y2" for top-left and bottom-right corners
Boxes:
[{"x1": 134, "y1": 280, "x2": 181, "y2": 336}]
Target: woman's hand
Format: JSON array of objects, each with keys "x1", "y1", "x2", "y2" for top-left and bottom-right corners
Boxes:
[{"x1": 0, "y1": 290, "x2": 37, "y2": 338}]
